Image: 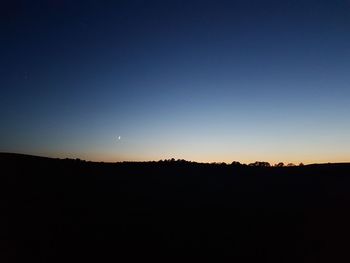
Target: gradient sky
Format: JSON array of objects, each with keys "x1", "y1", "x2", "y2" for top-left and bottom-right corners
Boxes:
[{"x1": 1, "y1": 0, "x2": 350, "y2": 164}]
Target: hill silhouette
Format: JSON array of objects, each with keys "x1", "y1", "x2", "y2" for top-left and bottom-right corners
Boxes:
[{"x1": 2, "y1": 152, "x2": 350, "y2": 262}]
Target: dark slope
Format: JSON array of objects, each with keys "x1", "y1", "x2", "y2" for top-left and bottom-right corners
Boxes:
[{"x1": 2, "y1": 153, "x2": 350, "y2": 262}]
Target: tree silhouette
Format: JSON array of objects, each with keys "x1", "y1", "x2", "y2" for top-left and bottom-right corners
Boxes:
[
  {"x1": 231, "y1": 161, "x2": 242, "y2": 167},
  {"x1": 249, "y1": 161, "x2": 271, "y2": 167}
]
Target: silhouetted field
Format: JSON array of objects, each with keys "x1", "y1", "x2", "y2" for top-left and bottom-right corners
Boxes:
[{"x1": 2, "y1": 153, "x2": 350, "y2": 262}]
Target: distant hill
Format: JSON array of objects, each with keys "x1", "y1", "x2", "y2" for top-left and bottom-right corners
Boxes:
[
  {"x1": 1, "y1": 151, "x2": 350, "y2": 168},
  {"x1": 2, "y1": 152, "x2": 350, "y2": 262}
]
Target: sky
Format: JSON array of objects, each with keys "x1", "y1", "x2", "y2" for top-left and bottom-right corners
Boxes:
[{"x1": 1, "y1": 0, "x2": 350, "y2": 164}]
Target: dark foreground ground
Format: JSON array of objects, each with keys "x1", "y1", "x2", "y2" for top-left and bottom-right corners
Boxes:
[{"x1": 2, "y1": 153, "x2": 350, "y2": 262}]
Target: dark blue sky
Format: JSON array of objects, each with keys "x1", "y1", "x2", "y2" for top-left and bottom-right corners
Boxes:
[{"x1": 2, "y1": 0, "x2": 350, "y2": 163}]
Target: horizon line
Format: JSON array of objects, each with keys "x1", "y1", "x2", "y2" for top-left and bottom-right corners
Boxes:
[{"x1": 2, "y1": 152, "x2": 350, "y2": 167}]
